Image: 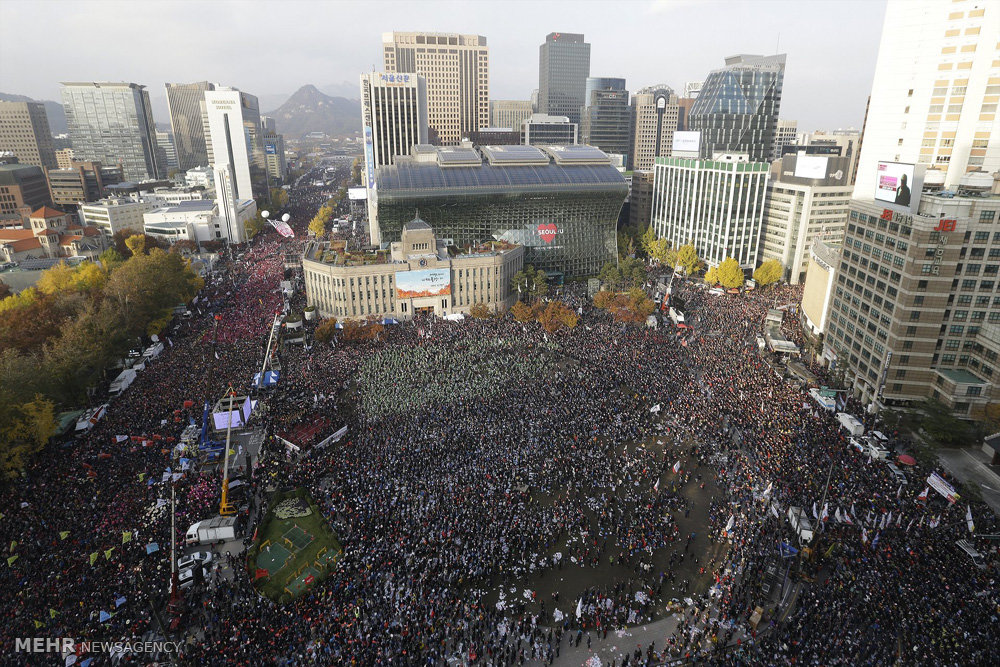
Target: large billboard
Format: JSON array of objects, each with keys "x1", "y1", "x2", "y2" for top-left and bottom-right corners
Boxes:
[
  {"x1": 363, "y1": 126, "x2": 376, "y2": 187},
  {"x1": 396, "y1": 269, "x2": 451, "y2": 299},
  {"x1": 672, "y1": 131, "x2": 701, "y2": 155},
  {"x1": 794, "y1": 155, "x2": 829, "y2": 180},
  {"x1": 875, "y1": 161, "x2": 915, "y2": 208}
]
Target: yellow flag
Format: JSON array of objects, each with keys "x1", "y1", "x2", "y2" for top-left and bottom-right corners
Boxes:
[
  {"x1": 90, "y1": 552, "x2": 99, "y2": 565},
  {"x1": 8, "y1": 540, "x2": 15, "y2": 552},
  {"x1": 59, "y1": 531, "x2": 70, "y2": 540},
  {"x1": 49, "y1": 609, "x2": 58, "y2": 619},
  {"x1": 122, "y1": 532, "x2": 132, "y2": 544},
  {"x1": 138, "y1": 473, "x2": 146, "y2": 482},
  {"x1": 7, "y1": 555, "x2": 18, "y2": 566},
  {"x1": 104, "y1": 548, "x2": 114, "y2": 560},
  {"x1": 34, "y1": 620, "x2": 43, "y2": 629}
]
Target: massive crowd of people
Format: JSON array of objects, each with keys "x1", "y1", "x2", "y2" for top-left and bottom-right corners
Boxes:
[{"x1": 0, "y1": 166, "x2": 997, "y2": 666}]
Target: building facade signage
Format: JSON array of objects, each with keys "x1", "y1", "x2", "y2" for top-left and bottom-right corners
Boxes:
[
  {"x1": 380, "y1": 73, "x2": 412, "y2": 86},
  {"x1": 536, "y1": 223, "x2": 563, "y2": 243},
  {"x1": 880, "y1": 208, "x2": 912, "y2": 225},
  {"x1": 934, "y1": 219, "x2": 956, "y2": 232}
]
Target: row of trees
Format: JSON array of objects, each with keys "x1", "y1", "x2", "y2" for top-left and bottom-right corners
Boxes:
[{"x1": 0, "y1": 248, "x2": 203, "y2": 479}]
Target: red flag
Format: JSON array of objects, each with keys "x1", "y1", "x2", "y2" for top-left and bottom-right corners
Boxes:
[{"x1": 255, "y1": 568, "x2": 269, "y2": 580}]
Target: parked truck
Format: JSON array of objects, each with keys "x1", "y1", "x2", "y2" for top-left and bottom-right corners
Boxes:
[
  {"x1": 185, "y1": 516, "x2": 238, "y2": 545},
  {"x1": 108, "y1": 368, "x2": 137, "y2": 397},
  {"x1": 836, "y1": 412, "x2": 865, "y2": 437},
  {"x1": 787, "y1": 506, "x2": 814, "y2": 544}
]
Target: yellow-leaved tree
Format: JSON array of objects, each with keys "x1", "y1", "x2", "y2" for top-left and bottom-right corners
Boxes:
[
  {"x1": 753, "y1": 259, "x2": 784, "y2": 287},
  {"x1": 716, "y1": 257, "x2": 745, "y2": 288}
]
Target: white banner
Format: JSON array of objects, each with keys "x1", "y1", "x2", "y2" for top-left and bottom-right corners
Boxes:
[{"x1": 927, "y1": 472, "x2": 960, "y2": 504}]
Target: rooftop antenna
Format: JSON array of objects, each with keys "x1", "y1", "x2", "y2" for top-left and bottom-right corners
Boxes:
[{"x1": 776, "y1": 33, "x2": 781, "y2": 55}]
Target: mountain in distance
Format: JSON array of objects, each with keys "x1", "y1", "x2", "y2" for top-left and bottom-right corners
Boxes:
[
  {"x1": 265, "y1": 85, "x2": 360, "y2": 139},
  {"x1": 0, "y1": 93, "x2": 67, "y2": 134}
]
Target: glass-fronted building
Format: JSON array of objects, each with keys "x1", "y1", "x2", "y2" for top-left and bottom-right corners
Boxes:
[
  {"x1": 61, "y1": 82, "x2": 161, "y2": 182},
  {"x1": 538, "y1": 33, "x2": 591, "y2": 125},
  {"x1": 581, "y1": 77, "x2": 631, "y2": 163},
  {"x1": 689, "y1": 55, "x2": 785, "y2": 161},
  {"x1": 371, "y1": 144, "x2": 627, "y2": 278}
]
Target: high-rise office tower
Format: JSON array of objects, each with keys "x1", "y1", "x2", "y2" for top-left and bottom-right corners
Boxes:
[
  {"x1": 853, "y1": 0, "x2": 1000, "y2": 199},
  {"x1": 156, "y1": 131, "x2": 179, "y2": 173},
  {"x1": 165, "y1": 81, "x2": 216, "y2": 171},
  {"x1": 688, "y1": 55, "x2": 786, "y2": 161},
  {"x1": 817, "y1": 0, "x2": 1000, "y2": 415},
  {"x1": 261, "y1": 116, "x2": 287, "y2": 183},
  {"x1": 581, "y1": 77, "x2": 631, "y2": 162},
  {"x1": 651, "y1": 153, "x2": 770, "y2": 269},
  {"x1": 760, "y1": 153, "x2": 852, "y2": 284},
  {"x1": 538, "y1": 33, "x2": 590, "y2": 125},
  {"x1": 382, "y1": 32, "x2": 489, "y2": 146},
  {"x1": 203, "y1": 87, "x2": 268, "y2": 202},
  {"x1": 61, "y1": 82, "x2": 161, "y2": 181},
  {"x1": 772, "y1": 119, "x2": 798, "y2": 160},
  {"x1": 360, "y1": 72, "x2": 429, "y2": 187},
  {"x1": 631, "y1": 86, "x2": 680, "y2": 171},
  {"x1": 0, "y1": 101, "x2": 57, "y2": 169},
  {"x1": 204, "y1": 87, "x2": 267, "y2": 242},
  {"x1": 490, "y1": 100, "x2": 534, "y2": 131}
]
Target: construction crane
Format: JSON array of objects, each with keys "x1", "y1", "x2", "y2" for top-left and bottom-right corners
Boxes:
[{"x1": 219, "y1": 385, "x2": 237, "y2": 517}]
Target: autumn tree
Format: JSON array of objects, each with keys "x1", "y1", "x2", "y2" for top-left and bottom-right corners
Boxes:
[
  {"x1": 469, "y1": 303, "x2": 491, "y2": 319},
  {"x1": 716, "y1": 257, "x2": 745, "y2": 289},
  {"x1": 245, "y1": 212, "x2": 266, "y2": 240},
  {"x1": 314, "y1": 318, "x2": 339, "y2": 344},
  {"x1": 537, "y1": 301, "x2": 578, "y2": 333},
  {"x1": 704, "y1": 266, "x2": 719, "y2": 285},
  {"x1": 510, "y1": 300, "x2": 534, "y2": 322},
  {"x1": 676, "y1": 244, "x2": 703, "y2": 275},
  {"x1": 593, "y1": 290, "x2": 616, "y2": 309},
  {"x1": 0, "y1": 393, "x2": 56, "y2": 479},
  {"x1": 753, "y1": 259, "x2": 783, "y2": 287},
  {"x1": 270, "y1": 188, "x2": 289, "y2": 208}
]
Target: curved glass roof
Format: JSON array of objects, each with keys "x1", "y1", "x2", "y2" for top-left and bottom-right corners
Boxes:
[{"x1": 377, "y1": 161, "x2": 627, "y2": 196}]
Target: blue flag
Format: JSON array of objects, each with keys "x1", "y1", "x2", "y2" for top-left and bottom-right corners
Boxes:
[
  {"x1": 115, "y1": 596, "x2": 126, "y2": 608},
  {"x1": 99, "y1": 611, "x2": 111, "y2": 622},
  {"x1": 145, "y1": 543, "x2": 159, "y2": 554}
]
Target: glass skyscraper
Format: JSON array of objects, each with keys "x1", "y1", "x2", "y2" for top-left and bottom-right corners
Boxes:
[
  {"x1": 538, "y1": 33, "x2": 591, "y2": 125},
  {"x1": 688, "y1": 54, "x2": 786, "y2": 161},
  {"x1": 581, "y1": 77, "x2": 630, "y2": 162},
  {"x1": 165, "y1": 81, "x2": 216, "y2": 172},
  {"x1": 61, "y1": 82, "x2": 161, "y2": 182}
]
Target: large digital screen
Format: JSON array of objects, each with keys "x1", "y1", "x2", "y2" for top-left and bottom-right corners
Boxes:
[
  {"x1": 671, "y1": 131, "x2": 701, "y2": 154},
  {"x1": 396, "y1": 269, "x2": 451, "y2": 299},
  {"x1": 875, "y1": 162, "x2": 915, "y2": 208},
  {"x1": 794, "y1": 155, "x2": 829, "y2": 179}
]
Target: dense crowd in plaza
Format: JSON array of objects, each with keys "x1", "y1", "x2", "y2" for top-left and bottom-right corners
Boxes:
[{"x1": 0, "y1": 172, "x2": 997, "y2": 667}]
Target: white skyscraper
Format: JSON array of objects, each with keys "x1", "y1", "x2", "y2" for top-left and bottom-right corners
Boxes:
[
  {"x1": 651, "y1": 153, "x2": 770, "y2": 269},
  {"x1": 203, "y1": 87, "x2": 268, "y2": 202},
  {"x1": 854, "y1": 0, "x2": 1000, "y2": 199},
  {"x1": 360, "y1": 72, "x2": 428, "y2": 186},
  {"x1": 203, "y1": 88, "x2": 266, "y2": 243}
]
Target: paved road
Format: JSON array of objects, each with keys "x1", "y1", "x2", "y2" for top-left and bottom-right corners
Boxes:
[{"x1": 937, "y1": 447, "x2": 1000, "y2": 516}]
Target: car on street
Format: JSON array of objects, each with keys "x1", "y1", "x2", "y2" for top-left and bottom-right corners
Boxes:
[{"x1": 177, "y1": 551, "x2": 213, "y2": 571}]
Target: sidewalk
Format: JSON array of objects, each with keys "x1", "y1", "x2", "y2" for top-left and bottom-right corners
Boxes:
[{"x1": 936, "y1": 447, "x2": 1000, "y2": 517}]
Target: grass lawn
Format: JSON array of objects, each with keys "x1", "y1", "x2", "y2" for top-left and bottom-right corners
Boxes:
[{"x1": 248, "y1": 487, "x2": 341, "y2": 603}]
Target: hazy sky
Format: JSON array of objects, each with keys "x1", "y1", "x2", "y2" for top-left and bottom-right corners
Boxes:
[{"x1": 0, "y1": 0, "x2": 886, "y2": 132}]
